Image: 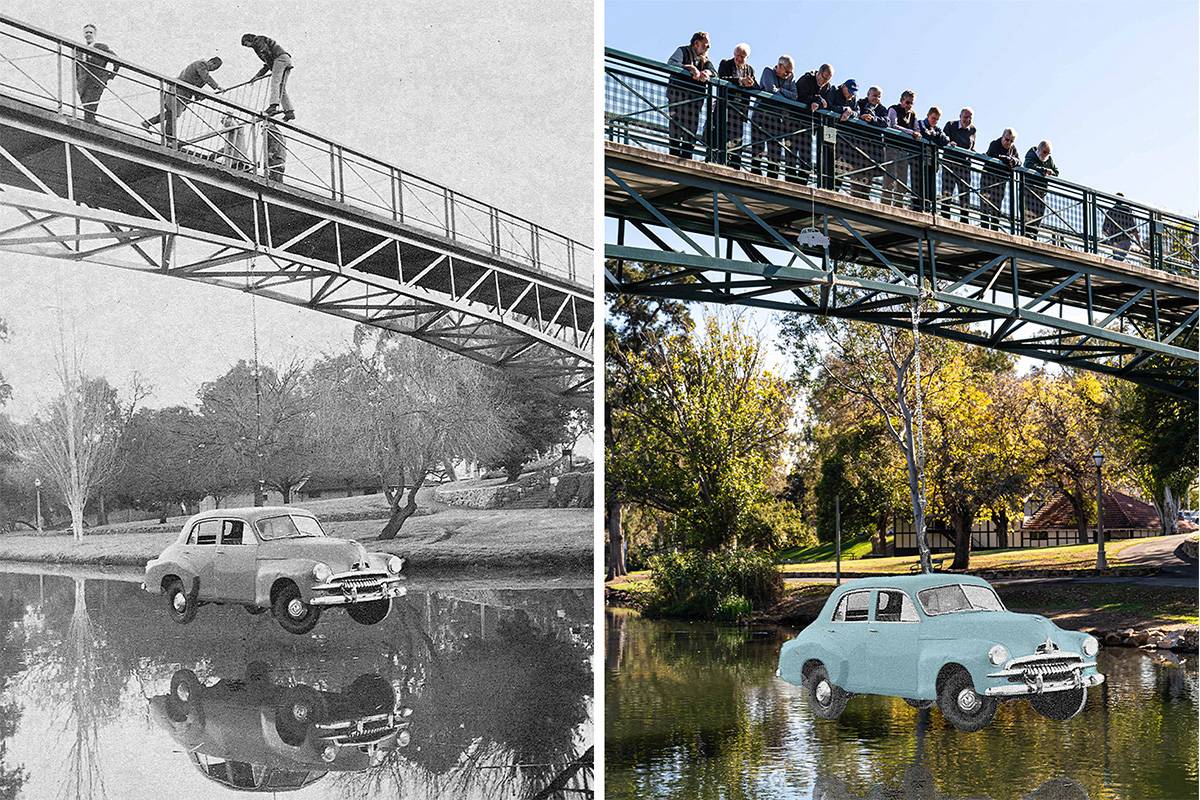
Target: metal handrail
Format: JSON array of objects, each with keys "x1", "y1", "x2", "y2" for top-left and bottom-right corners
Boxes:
[
  {"x1": 0, "y1": 13, "x2": 590, "y2": 286},
  {"x1": 604, "y1": 47, "x2": 1198, "y2": 278}
]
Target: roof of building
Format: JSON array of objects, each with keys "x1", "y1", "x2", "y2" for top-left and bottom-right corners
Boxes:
[{"x1": 1024, "y1": 489, "x2": 1180, "y2": 531}]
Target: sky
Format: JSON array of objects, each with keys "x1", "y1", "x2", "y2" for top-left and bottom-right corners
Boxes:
[
  {"x1": 607, "y1": 0, "x2": 1199, "y2": 217},
  {"x1": 0, "y1": 0, "x2": 592, "y2": 419}
]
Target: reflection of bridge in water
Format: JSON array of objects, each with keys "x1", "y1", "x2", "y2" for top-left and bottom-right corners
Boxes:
[
  {"x1": 0, "y1": 16, "x2": 593, "y2": 396},
  {"x1": 605, "y1": 50, "x2": 1198, "y2": 398}
]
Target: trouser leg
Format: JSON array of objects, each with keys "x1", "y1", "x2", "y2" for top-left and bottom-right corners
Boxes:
[{"x1": 78, "y1": 81, "x2": 104, "y2": 123}]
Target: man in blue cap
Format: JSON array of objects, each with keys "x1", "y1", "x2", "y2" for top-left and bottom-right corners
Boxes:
[{"x1": 827, "y1": 79, "x2": 861, "y2": 194}]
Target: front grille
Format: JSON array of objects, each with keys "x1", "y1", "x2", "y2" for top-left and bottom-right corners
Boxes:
[
  {"x1": 1006, "y1": 654, "x2": 1085, "y2": 684},
  {"x1": 332, "y1": 572, "x2": 389, "y2": 591}
]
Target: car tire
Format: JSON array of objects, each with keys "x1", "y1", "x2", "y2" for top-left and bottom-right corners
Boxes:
[
  {"x1": 245, "y1": 604, "x2": 268, "y2": 615},
  {"x1": 806, "y1": 664, "x2": 849, "y2": 720},
  {"x1": 165, "y1": 578, "x2": 198, "y2": 625},
  {"x1": 937, "y1": 669, "x2": 996, "y2": 732},
  {"x1": 167, "y1": 669, "x2": 204, "y2": 723},
  {"x1": 272, "y1": 583, "x2": 321, "y2": 635},
  {"x1": 903, "y1": 698, "x2": 934, "y2": 710},
  {"x1": 347, "y1": 598, "x2": 391, "y2": 626},
  {"x1": 349, "y1": 674, "x2": 396, "y2": 713},
  {"x1": 275, "y1": 685, "x2": 327, "y2": 747},
  {"x1": 1029, "y1": 688, "x2": 1087, "y2": 721}
]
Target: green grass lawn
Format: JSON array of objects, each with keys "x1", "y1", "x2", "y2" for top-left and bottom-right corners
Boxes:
[{"x1": 776, "y1": 532, "x2": 878, "y2": 563}]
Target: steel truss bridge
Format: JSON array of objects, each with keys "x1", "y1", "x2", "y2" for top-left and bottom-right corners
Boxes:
[
  {"x1": 604, "y1": 50, "x2": 1199, "y2": 398},
  {"x1": 0, "y1": 16, "x2": 593, "y2": 397}
]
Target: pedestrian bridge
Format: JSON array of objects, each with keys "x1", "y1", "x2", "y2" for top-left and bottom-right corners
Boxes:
[
  {"x1": 604, "y1": 49, "x2": 1198, "y2": 398},
  {"x1": 0, "y1": 16, "x2": 593, "y2": 397}
]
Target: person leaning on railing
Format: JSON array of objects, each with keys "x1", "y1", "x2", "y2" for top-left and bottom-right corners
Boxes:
[
  {"x1": 789, "y1": 63, "x2": 834, "y2": 183},
  {"x1": 1022, "y1": 140, "x2": 1059, "y2": 240},
  {"x1": 749, "y1": 55, "x2": 797, "y2": 179},
  {"x1": 75, "y1": 23, "x2": 119, "y2": 125},
  {"x1": 242, "y1": 33, "x2": 295, "y2": 121},
  {"x1": 851, "y1": 86, "x2": 889, "y2": 200},
  {"x1": 826, "y1": 79, "x2": 861, "y2": 194},
  {"x1": 942, "y1": 108, "x2": 977, "y2": 222},
  {"x1": 141, "y1": 56, "x2": 223, "y2": 144},
  {"x1": 980, "y1": 128, "x2": 1019, "y2": 230},
  {"x1": 666, "y1": 32, "x2": 716, "y2": 160},
  {"x1": 916, "y1": 106, "x2": 951, "y2": 212},
  {"x1": 714, "y1": 43, "x2": 759, "y2": 170},
  {"x1": 884, "y1": 89, "x2": 922, "y2": 207}
]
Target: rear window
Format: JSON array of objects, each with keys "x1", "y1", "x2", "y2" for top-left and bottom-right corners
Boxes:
[{"x1": 221, "y1": 520, "x2": 247, "y2": 545}]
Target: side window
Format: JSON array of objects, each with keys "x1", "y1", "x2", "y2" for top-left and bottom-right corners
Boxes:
[
  {"x1": 876, "y1": 590, "x2": 919, "y2": 622},
  {"x1": 221, "y1": 520, "x2": 246, "y2": 545},
  {"x1": 189, "y1": 519, "x2": 220, "y2": 545},
  {"x1": 832, "y1": 590, "x2": 871, "y2": 622}
]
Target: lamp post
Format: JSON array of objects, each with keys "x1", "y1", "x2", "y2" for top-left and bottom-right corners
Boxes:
[
  {"x1": 1092, "y1": 449, "x2": 1106, "y2": 571},
  {"x1": 34, "y1": 478, "x2": 42, "y2": 534}
]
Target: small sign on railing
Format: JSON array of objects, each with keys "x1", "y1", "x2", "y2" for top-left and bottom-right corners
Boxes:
[{"x1": 822, "y1": 127, "x2": 838, "y2": 145}]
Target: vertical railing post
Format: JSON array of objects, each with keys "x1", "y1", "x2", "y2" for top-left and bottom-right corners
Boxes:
[
  {"x1": 337, "y1": 148, "x2": 346, "y2": 203},
  {"x1": 713, "y1": 81, "x2": 728, "y2": 166},
  {"x1": 444, "y1": 188, "x2": 452, "y2": 238},
  {"x1": 1082, "y1": 190, "x2": 1094, "y2": 254},
  {"x1": 927, "y1": 143, "x2": 939, "y2": 216},
  {"x1": 390, "y1": 166, "x2": 399, "y2": 221},
  {"x1": 57, "y1": 42, "x2": 64, "y2": 113},
  {"x1": 1014, "y1": 173, "x2": 1024, "y2": 237},
  {"x1": 1149, "y1": 210, "x2": 1162, "y2": 270},
  {"x1": 328, "y1": 147, "x2": 337, "y2": 200}
]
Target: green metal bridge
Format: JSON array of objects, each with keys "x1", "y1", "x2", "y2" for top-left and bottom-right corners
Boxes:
[
  {"x1": 0, "y1": 16, "x2": 594, "y2": 397},
  {"x1": 604, "y1": 49, "x2": 1198, "y2": 399}
]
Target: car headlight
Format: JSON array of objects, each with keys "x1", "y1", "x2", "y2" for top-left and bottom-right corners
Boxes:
[
  {"x1": 312, "y1": 562, "x2": 332, "y2": 583},
  {"x1": 321, "y1": 744, "x2": 338, "y2": 763},
  {"x1": 1082, "y1": 635, "x2": 1099, "y2": 657},
  {"x1": 988, "y1": 644, "x2": 1009, "y2": 666},
  {"x1": 387, "y1": 556, "x2": 404, "y2": 574},
  {"x1": 396, "y1": 730, "x2": 411, "y2": 747}
]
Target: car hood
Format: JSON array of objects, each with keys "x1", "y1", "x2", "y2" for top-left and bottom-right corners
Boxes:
[
  {"x1": 920, "y1": 611, "x2": 1077, "y2": 652},
  {"x1": 256, "y1": 537, "x2": 370, "y2": 570}
]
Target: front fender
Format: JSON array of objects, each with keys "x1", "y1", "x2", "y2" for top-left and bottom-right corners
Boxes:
[
  {"x1": 916, "y1": 640, "x2": 995, "y2": 699},
  {"x1": 256, "y1": 561, "x2": 320, "y2": 606}
]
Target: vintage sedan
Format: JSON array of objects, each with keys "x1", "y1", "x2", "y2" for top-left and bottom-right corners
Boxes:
[
  {"x1": 143, "y1": 507, "x2": 406, "y2": 634},
  {"x1": 777, "y1": 574, "x2": 1104, "y2": 731}
]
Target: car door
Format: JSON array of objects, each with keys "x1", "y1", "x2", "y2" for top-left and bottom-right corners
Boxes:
[
  {"x1": 865, "y1": 588, "x2": 921, "y2": 697},
  {"x1": 828, "y1": 589, "x2": 872, "y2": 691},
  {"x1": 214, "y1": 519, "x2": 257, "y2": 601},
  {"x1": 186, "y1": 519, "x2": 220, "y2": 599}
]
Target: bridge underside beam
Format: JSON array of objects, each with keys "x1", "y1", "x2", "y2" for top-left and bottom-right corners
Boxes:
[
  {"x1": 0, "y1": 107, "x2": 594, "y2": 397},
  {"x1": 605, "y1": 149, "x2": 1199, "y2": 399}
]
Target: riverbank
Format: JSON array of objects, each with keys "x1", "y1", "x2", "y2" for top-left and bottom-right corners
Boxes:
[{"x1": 0, "y1": 506, "x2": 592, "y2": 574}]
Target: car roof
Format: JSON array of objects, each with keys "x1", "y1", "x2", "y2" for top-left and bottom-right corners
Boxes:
[
  {"x1": 182, "y1": 506, "x2": 318, "y2": 526},
  {"x1": 831, "y1": 573, "x2": 994, "y2": 594}
]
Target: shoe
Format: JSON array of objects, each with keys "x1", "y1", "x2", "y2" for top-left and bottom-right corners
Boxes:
[
  {"x1": 263, "y1": 104, "x2": 280, "y2": 116},
  {"x1": 282, "y1": 111, "x2": 295, "y2": 122}
]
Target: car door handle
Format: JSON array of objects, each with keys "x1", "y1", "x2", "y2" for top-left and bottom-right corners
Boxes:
[{"x1": 868, "y1": 628, "x2": 879, "y2": 633}]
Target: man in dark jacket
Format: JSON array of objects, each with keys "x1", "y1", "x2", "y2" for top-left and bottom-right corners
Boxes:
[
  {"x1": 141, "y1": 56, "x2": 223, "y2": 143},
  {"x1": 714, "y1": 43, "x2": 758, "y2": 169},
  {"x1": 827, "y1": 79, "x2": 861, "y2": 194},
  {"x1": 980, "y1": 128, "x2": 1019, "y2": 229},
  {"x1": 941, "y1": 107, "x2": 976, "y2": 221},
  {"x1": 76, "y1": 24, "x2": 119, "y2": 124},
  {"x1": 883, "y1": 89, "x2": 921, "y2": 206},
  {"x1": 666, "y1": 32, "x2": 716, "y2": 159},
  {"x1": 847, "y1": 85, "x2": 889, "y2": 199},
  {"x1": 1022, "y1": 140, "x2": 1060, "y2": 239},
  {"x1": 789, "y1": 64, "x2": 833, "y2": 182},
  {"x1": 749, "y1": 55, "x2": 796, "y2": 179},
  {"x1": 242, "y1": 34, "x2": 295, "y2": 120}
]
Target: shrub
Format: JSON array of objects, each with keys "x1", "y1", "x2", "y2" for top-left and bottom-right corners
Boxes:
[
  {"x1": 643, "y1": 548, "x2": 783, "y2": 620},
  {"x1": 741, "y1": 498, "x2": 816, "y2": 551}
]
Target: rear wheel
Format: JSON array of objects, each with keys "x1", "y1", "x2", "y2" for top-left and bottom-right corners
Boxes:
[
  {"x1": 805, "y1": 664, "x2": 849, "y2": 720},
  {"x1": 347, "y1": 598, "x2": 391, "y2": 625},
  {"x1": 165, "y1": 579, "x2": 198, "y2": 624},
  {"x1": 1030, "y1": 688, "x2": 1087, "y2": 721},
  {"x1": 272, "y1": 583, "x2": 321, "y2": 635},
  {"x1": 167, "y1": 669, "x2": 204, "y2": 722},
  {"x1": 937, "y1": 669, "x2": 996, "y2": 732},
  {"x1": 275, "y1": 686, "x2": 327, "y2": 746}
]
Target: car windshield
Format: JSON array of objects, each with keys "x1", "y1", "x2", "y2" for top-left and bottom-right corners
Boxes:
[
  {"x1": 256, "y1": 514, "x2": 326, "y2": 540},
  {"x1": 918, "y1": 584, "x2": 1005, "y2": 615}
]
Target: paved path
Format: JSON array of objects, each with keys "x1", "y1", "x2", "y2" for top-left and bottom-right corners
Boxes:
[{"x1": 1118, "y1": 533, "x2": 1196, "y2": 571}]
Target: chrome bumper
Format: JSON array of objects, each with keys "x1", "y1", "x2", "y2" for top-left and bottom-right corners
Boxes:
[
  {"x1": 309, "y1": 576, "x2": 406, "y2": 606},
  {"x1": 985, "y1": 671, "x2": 1104, "y2": 697}
]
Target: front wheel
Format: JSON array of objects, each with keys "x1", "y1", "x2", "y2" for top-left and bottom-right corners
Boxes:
[
  {"x1": 165, "y1": 579, "x2": 198, "y2": 624},
  {"x1": 167, "y1": 669, "x2": 204, "y2": 722},
  {"x1": 347, "y1": 598, "x2": 392, "y2": 625},
  {"x1": 275, "y1": 686, "x2": 327, "y2": 746},
  {"x1": 1030, "y1": 688, "x2": 1087, "y2": 721},
  {"x1": 805, "y1": 664, "x2": 849, "y2": 720},
  {"x1": 937, "y1": 670, "x2": 996, "y2": 732},
  {"x1": 272, "y1": 584, "x2": 321, "y2": 635}
]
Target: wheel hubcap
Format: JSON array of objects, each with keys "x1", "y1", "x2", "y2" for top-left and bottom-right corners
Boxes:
[
  {"x1": 292, "y1": 702, "x2": 310, "y2": 722},
  {"x1": 815, "y1": 680, "x2": 831, "y2": 705},
  {"x1": 287, "y1": 599, "x2": 305, "y2": 618},
  {"x1": 172, "y1": 593, "x2": 187, "y2": 612},
  {"x1": 957, "y1": 688, "x2": 980, "y2": 712},
  {"x1": 175, "y1": 684, "x2": 190, "y2": 701}
]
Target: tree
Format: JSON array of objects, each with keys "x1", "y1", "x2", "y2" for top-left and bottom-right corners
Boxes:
[
  {"x1": 604, "y1": 260, "x2": 694, "y2": 579},
  {"x1": 309, "y1": 329, "x2": 508, "y2": 540},
  {"x1": 1116, "y1": 382, "x2": 1199, "y2": 534},
  {"x1": 9, "y1": 346, "x2": 126, "y2": 542},
  {"x1": 608, "y1": 314, "x2": 794, "y2": 551},
  {"x1": 109, "y1": 406, "x2": 209, "y2": 522},
  {"x1": 486, "y1": 377, "x2": 572, "y2": 483}
]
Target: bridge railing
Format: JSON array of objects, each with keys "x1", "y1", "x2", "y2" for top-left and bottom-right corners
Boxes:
[
  {"x1": 604, "y1": 48, "x2": 1198, "y2": 278},
  {"x1": 0, "y1": 15, "x2": 589, "y2": 286}
]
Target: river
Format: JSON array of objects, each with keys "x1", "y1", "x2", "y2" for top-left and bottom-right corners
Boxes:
[
  {"x1": 606, "y1": 609, "x2": 1197, "y2": 800},
  {"x1": 0, "y1": 568, "x2": 593, "y2": 799}
]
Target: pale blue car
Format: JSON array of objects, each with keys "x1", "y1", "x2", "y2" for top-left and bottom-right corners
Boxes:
[{"x1": 777, "y1": 574, "x2": 1104, "y2": 731}]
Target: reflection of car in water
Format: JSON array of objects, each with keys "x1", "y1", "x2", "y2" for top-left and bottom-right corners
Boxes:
[
  {"x1": 149, "y1": 663, "x2": 412, "y2": 793},
  {"x1": 778, "y1": 575, "x2": 1104, "y2": 731},
  {"x1": 142, "y1": 507, "x2": 406, "y2": 634}
]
